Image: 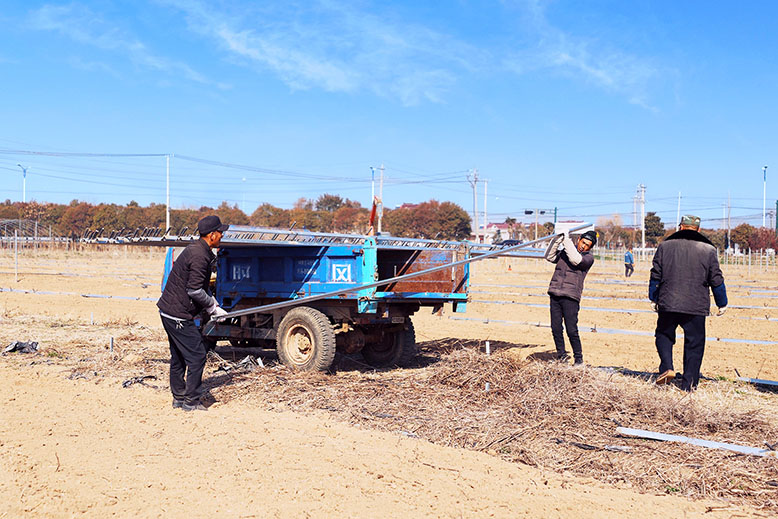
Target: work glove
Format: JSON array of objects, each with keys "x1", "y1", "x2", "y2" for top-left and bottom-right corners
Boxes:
[
  {"x1": 716, "y1": 306, "x2": 727, "y2": 316},
  {"x1": 210, "y1": 306, "x2": 229, "y2": 321},
  {"x1": 650, "y1": 302, "x2": 658, "y2": 312}
]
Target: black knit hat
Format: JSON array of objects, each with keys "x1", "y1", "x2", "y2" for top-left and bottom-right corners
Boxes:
[{"x1": 581, "y1": 230, "x2": 597, "y2": 245}]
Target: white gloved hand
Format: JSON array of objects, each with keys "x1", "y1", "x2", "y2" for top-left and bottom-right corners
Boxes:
[
  {"x1": 210, "y1": 306, "x2": 229, "y2": 321},
  {"x1": 716, "y1": 306, "x2": 727, "y2": 316},
  {"x1": 650, "y1": 302, "x2": 658, "y2": 312}
]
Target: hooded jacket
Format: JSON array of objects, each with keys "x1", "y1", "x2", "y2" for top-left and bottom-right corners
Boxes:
[{"x1": 649, "y1": 229, "x2": 727, "y2": 316}]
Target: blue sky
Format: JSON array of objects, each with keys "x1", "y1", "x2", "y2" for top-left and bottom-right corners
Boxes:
[{"x1": 1, "y1": 1, "x2": 777, "y2": 230}]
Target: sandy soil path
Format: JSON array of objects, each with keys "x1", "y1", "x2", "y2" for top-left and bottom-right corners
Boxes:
[
  {"x1": 1, "y1": 247, "x2": 776, "y2": 517},
  {"x1": 0, "y1": 362, "x2": 761, "y2": 519}
]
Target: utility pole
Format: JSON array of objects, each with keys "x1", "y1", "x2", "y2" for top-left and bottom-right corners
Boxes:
[
  {"x1": 370, "y1": 166, "x2": 375, "y2": 204},
  {"x1": 241, "y1": 177, "x2": 246, "y2": 214},
  {"x1": 676, "y1": 191, "x2": 681, "y2": 229},
  {"x1": 727, "y1": 193, "x2": 731, "y2": 252},
  {"x1": 16, "y1": 164, "x2": 29, "y2": 203},
  {"x1": 763, "y1": 165, "x2": 768, "y2": 227},
  {"x1": 467, "y1": 169, "x2": 479, "y2": 243},
  {"x1": 638, "y1": 184, "x2": 646, "y2": 254},
  {"x1": 377, "y1": 164, "x2": 385, "y2": 234},
  {"x1": 166, "y1": 154, "x2": 172, "y2": 230},
  {"x1": 484, "y1": 180, "x2": 489, "y2": 242}
]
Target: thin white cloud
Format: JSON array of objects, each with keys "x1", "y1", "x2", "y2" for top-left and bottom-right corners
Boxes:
[
  {"x1": 162, "y1": 0, "x2": 485, "y2": 105},
  {"x1": 29, "y1": 3, "x2": 229, "y2": 89},
  {"x1": 67, "y1": 56, "x2": 122, "y2": 78},
  {"x1": 502, "y1": 1, "x2": 662, "y2": 110}
]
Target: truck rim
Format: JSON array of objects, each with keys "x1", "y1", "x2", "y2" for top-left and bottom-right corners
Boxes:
[{"x1": 284, "y1": 323, "x2": 314, "y2": 365}]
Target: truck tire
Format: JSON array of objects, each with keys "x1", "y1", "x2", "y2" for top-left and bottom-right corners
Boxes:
[
  {"x1": 362, "y1": 319, "x2": 416, "y2": 368},
  {"x1": 276, "y1": 307, "x2": 336, "y2": 371}
]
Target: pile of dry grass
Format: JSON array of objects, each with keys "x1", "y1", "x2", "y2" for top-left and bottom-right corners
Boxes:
[
  {"x1": 5, "y1": 318, "x2": 778, "y2": 511},
  {"x1": 213, "y1": 339, "x2": 778, "y2": 511}
]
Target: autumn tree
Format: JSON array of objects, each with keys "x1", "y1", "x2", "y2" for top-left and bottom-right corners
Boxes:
[
  {"x1": 59, "y1": 202, "x2": 94, "y2": 235},
  {"x1": 644, "y1": 212, "x2": 665, "y2": 246},
  {"x1": 214, "y1": 201, "x2": 249, "y2": 226},
  {"x1": 315, "y1": 194, "x2": 344, "y2": 212},
  {"x1": 248, "y1": 203, "x2": 287, "y2": 228},
  {"x1": 699, "y1": 228, "x2": 726, "y2": 250},
  {"x1": 332, "y1": 206, "x2": 369, "y2": 233},
  {"x1": 730, "y1": 223, "x2": 755, "y2": 250},
  {"x1": 383, "y1": 200, "x2": 470, "y2": 240},
  {"x1": 748, "y1": 227, "x2": 778, "y2": 250}
]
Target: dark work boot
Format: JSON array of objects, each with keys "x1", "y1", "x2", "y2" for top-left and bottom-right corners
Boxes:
[
  {"x1": 172, "y1": 399, "x2": 184, "y2": 409},
  {"x1": 182, "y1": 402, "x2": 208, "y2": 412}
]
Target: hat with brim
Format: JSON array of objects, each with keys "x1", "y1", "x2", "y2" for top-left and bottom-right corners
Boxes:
[
  {"x1": 680, "y1": 214, "x2": 701, "y2": 227},
  {"x1": 197, "y1": 215, "x2": 229, "y2": 235}
]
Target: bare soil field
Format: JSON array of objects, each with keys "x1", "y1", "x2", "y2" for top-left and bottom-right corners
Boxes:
[{"x1": 2, "y1": 246, "x2": 778, "y2": 518}]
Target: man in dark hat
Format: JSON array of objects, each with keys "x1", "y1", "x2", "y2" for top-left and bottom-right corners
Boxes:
[
  {"x1": 157, "y1": 215, "x2": 229, "y2": 411},
  {"x1": 649, "y1": 214, "x2": 727, "y2": 391},
  {"x1": 546, "y1": 229, "x2": 597, "y2": 365}
]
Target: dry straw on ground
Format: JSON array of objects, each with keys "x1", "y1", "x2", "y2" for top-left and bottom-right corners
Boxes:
[
  {"x1": 5, "y1": 316, "x2": 778, "y2": 512},
  {"x1": 210, "y1": 339, "x2": 778, "y2": 511}
]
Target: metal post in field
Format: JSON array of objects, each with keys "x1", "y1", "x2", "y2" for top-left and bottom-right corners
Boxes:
[
  {"x1": 14, "y1": 230, "x2": 18, "y2": 283},
  {"x1": 485, "y1": 340, "x2": 491, "y2": 392}
]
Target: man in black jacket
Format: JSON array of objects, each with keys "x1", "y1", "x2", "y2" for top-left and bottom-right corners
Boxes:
[
  {"x1": 649, "y1": 215, "x2": 727, "y2": 391},
  {"x1": 157, "y1": 215, "x2": 229, "y2": 411},
  {"x1": 546, "y1": 230, "x2": 597, "y2": 365}
]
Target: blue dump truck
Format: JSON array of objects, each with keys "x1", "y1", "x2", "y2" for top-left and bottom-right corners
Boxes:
[{"x1": 86, "y1": 224, "x2": 563, "y2": 371}]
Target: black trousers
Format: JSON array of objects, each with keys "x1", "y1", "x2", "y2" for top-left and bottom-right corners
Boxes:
[
  {"x1": 625, "y1": 263, "x2": 634, "y2": 277},
  {"x1": 161, "y1": 315, "x2": 207, "y2": 405},
  {"x1": 654, "y1": 311, "x2": 706, "y2": 391},
  {"x1": 549, "y1": 295, "x2": 583, "y2": 362}
]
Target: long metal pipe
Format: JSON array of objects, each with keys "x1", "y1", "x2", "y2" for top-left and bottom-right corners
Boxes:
[{"x1": 217, "y1": 225, "x2": 588, "y2": 319}]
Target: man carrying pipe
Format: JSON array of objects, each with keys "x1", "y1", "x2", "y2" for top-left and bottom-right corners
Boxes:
[
  {"x1": 649, "y1": 214, "x2": 727, "y2": 391},
  {"x1": 157, "y1": 215, "x2": 229, "y2": 411},
  {"x1": 545, "y1": 230, "x2": 598, "y2": 365}
]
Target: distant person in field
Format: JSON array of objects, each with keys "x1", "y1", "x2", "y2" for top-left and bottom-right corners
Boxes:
[
  {"x1": 649, "y1": 215, "x2": 727, "y2": 391},
  {"x1": 157, "y1": 215, "x2": 229, "y2": 412},
  {"x1": 545, "y1": 230, "x2": 597, "y2": 365},
  {"x1": 624, "y1": 246, "x2": 634, "y2": 277}
]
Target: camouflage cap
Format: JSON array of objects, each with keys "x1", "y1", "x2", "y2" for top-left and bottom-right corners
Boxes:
[{"x1": 680, "y1": 214, "x2": 701, "y2": 227}]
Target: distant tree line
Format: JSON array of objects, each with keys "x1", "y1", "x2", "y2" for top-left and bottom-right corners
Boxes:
[
  {"x1": 594, "y1": 212, "x2": 777, "y2": 250},
  {"x1": 0, "y1": 194, "x2": 472, "y2": 241}
]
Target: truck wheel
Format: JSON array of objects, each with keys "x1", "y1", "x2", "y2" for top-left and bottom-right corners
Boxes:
[
  {"x1": 362, "y1": 319, "x2": 416, "y2": 368},
  {"x1": 276, "y1": 307, "x2": 336, "y2": 371}
]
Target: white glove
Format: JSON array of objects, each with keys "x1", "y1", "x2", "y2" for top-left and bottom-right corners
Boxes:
[
  {"x1": 716, "y1": 306, "x2": 727, "y2": 316},
  {"x1": 650, "y1": 302, "x2": 658, "y2": 312},
  {"x1": 210, "y1": 306, "x2": 228, "y2": 321}
]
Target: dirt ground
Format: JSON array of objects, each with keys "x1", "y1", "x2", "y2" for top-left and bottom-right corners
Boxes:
[{"x1": 1, "y1": 246, "x2": 777, "y2": 518}]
